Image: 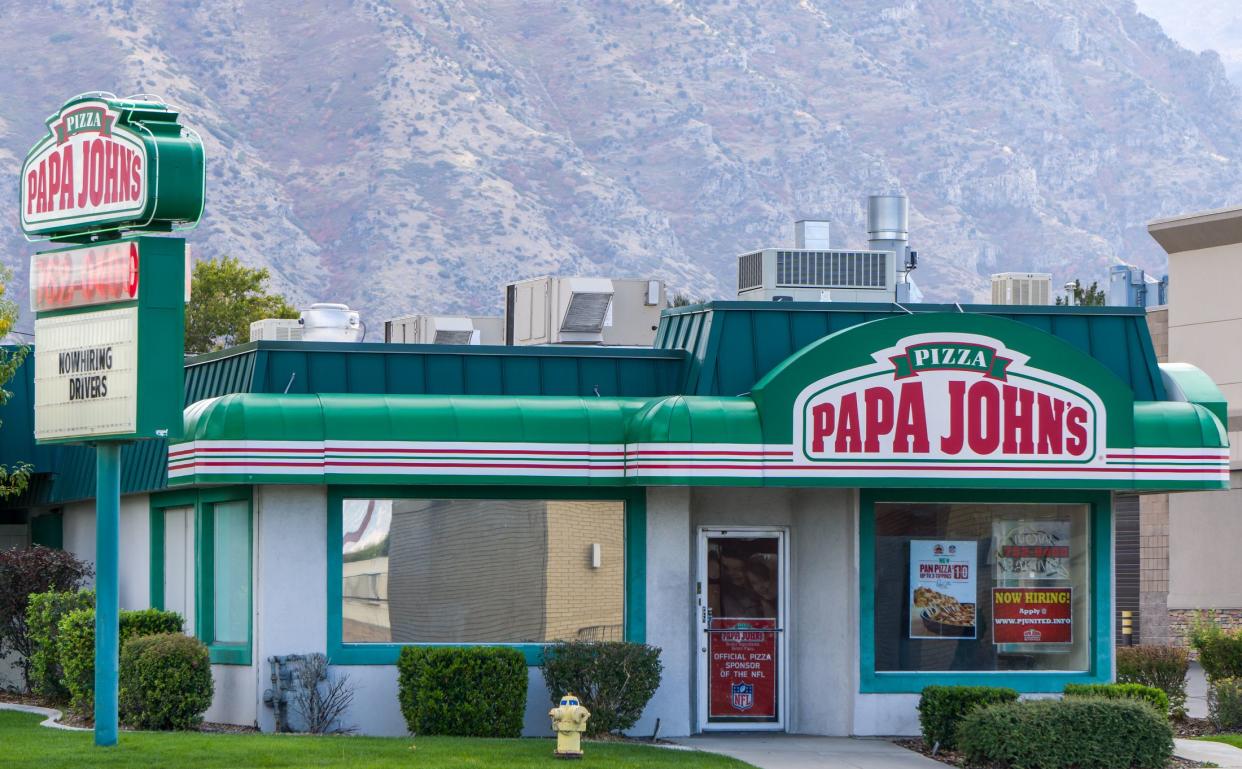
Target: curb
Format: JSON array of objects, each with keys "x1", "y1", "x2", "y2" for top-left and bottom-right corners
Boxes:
[{"x1": 0, "y1": 701, "x2": 91, "y2": 731}]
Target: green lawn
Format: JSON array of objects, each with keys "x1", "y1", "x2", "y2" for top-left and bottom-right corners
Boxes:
[
  {"x1": 0, "y1": 711, "x2": 752, "y2": 769},
  {"x1": 1199, "y1": 733, "x2": 1242, "y2": 749}
]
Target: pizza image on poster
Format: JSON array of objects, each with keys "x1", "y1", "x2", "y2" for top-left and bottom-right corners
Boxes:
[
  {"x1": 909, "y1": 540, "x2": 977, "y2": 639},
  {"x1": 992, "y1": 587, "x2": 1073, "y2": 644}
]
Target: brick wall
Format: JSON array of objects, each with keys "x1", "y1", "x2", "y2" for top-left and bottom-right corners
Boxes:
[
  {"x1": 1170, "y1": 608, "x2": 1242, "y2": 651},
  {"x1": 1139, "y1": 493, "x2": 1171, "y2": 645},
  {"x1": 543, "y1": 500, "x2": 625, "y2": 642}
]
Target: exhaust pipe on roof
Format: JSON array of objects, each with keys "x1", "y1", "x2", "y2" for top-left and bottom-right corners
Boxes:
[{"x1": 867, "y1": 194, "x2": 908, "y2": 244}]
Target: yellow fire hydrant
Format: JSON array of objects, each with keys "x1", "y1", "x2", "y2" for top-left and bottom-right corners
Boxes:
[{"x1": 549, "y1": 692, "x2": 591, "y2": 759}]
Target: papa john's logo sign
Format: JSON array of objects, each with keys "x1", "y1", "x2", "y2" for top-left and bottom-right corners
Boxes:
[
  {"x1": 793, "y1": 333, "x2": 1104, "y2": 468},
  {"x1": 22, "y1": 99, "x2": 148, "y2": 236}
]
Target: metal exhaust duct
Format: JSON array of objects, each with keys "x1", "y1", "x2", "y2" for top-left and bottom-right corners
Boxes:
[{"x1": 867, "y1": 194, "x2": 909, "y2": 243}]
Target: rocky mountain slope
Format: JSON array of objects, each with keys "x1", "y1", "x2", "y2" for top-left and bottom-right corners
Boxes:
[{"x1": 2, "y1": 0, "x2": 1240, "y2": 332}]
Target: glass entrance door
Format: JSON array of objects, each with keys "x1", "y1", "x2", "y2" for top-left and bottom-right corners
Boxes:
[{"x1": 696, "y1": 528, "x2": 786, "y2": 731}]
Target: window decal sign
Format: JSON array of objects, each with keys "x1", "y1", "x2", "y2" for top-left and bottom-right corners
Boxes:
[
  {"x1": 708, "y1": 618, "x2": 777, "y2": 719},
  {"x1": 992, "y1": 588, "x2": 1073, "y2": 644},
  {"x1": 909, "y1": 540, "x2": 977, "y2": 640},
  {"x1": 794, "y1": 332, "x2": 1105, "y2": 471},
  {"x1": 994, "y1": 520, "x2": 1072, "y2": 580}
]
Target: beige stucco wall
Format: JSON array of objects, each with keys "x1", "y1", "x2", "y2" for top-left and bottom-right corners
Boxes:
[
  {"x1": 1168, "y1": 241, "x2": 1242, "y2": 418},
  {"x1": 1165, "y1": 238, "x2": 1242, "y2": 613}
]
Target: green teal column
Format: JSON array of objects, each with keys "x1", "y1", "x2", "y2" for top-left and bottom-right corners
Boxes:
[{"x1": 94, "y1": 442, "x2": 121, "y2": 747}]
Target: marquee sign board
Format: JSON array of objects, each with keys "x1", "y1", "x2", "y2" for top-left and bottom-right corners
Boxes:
[
  {"x1": 32, "y1": 237, "x2": 186, "y2": 444},
  {"x1": 21, "y1": 94, "x2": 204, "y2": 240}
]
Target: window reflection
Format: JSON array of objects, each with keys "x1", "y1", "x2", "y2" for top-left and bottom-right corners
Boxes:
[{"x1": 342, "y1": 498, "x2": 625, "y2": 644}]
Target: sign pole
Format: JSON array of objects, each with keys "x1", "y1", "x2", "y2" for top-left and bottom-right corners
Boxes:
[{"x1": 93, "y1": 442, "x2": 121, "y2": 747}]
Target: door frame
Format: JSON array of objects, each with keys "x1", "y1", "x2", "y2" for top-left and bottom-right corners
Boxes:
[{"x1": 695, "y1": 526, "x2": 789, "y2": 732}]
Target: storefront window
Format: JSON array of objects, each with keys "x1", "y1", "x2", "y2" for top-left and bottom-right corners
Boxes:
[
  {"x1": 874, "y1": 502, "x2": 1090, "y2": 672},
  {"x1": 341, "y1": 498, "x2": 625, "y2": 644},
  {"x1": 212, "y1": 500, "x2": 250, "y2": 645}
]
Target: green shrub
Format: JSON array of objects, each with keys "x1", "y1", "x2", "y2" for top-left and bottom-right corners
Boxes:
[
  {"x1": 25, "y1": 589, "x2": 94, "y2": 700},
  {"x1": 541, "y1": 641, "x2": 663, "y2": 736},
  {"x1": 119, "y1": 633, "x2": 213, "y2": 730},
  {"x1": 1190, "y1": 613, "x2": 1242, "y2": 683},
  {"x1": 1209, "y1": 677, "x2": 1242, "y2": 731},
  {"x1": 1116, "y1": 645, "x2": 1189, "y2": 718},
  {"x1": 1064, "y1": 683, "x2": 1169, "y2": 715},
  {"x1": 58, "y1": 607, "x2": 185, "y2": 714},
  {"x1": 957, "y1": 697, "x2": 1173, "y2": 769},
  {"x1": 917, "y1": 685, "x2": 1018, "y2": 750},
  {"x1": 397, "y1": 646, "x2": 526, "y2": 737}
]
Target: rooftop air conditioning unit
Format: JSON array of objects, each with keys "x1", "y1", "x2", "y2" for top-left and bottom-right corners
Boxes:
[
  {"x1": 249, "y1": 318, "x2": 303, "y2": 342},
  {"x1": 385, "y1": 314, "x2": 504, "y2": 345},
  {"x1": 990, "y1": 273, "x2": 1052, "y2": 306},
  {"x1": 505, "y1": 276, "x2": 615, "y2": 345}
]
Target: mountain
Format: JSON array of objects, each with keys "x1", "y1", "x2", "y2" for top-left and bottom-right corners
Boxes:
[{"x1": 3, "y1": 0, "x2": 1241, "y2": 333}]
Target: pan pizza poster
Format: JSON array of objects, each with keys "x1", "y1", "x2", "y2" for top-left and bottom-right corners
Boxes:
[{"x1": 909, "y1": 540, "x2": 977, "y2": 640}]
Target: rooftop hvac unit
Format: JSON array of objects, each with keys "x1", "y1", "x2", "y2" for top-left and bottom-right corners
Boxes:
[
  {"x1": 506, "y1": 276, "x2": 616, "y2": 345},
  {"x1": 1108, "y1": 264, "x2": 1167, "y2": 308},
  {"x1": 384, "y1": 315, "x2": 502, "y2": 345},
  {"x1": 249, "y1": 318, "x2": 303, "y2": 342},
  {"x1": 990, "y1": 273, "x2": 1052, "y2": 306}
]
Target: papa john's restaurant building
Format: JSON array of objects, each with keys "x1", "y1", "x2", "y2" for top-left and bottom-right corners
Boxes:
[{"x1": 1, "y1": 301, "x2": 1230, "y2": 736}]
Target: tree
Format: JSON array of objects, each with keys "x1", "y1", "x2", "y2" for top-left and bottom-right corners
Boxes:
[
  {"x1": 184, "y1": 256, "x2": 298, "y2": 354},
  {"x1": 1055, "y1": 280, "x2": 1106, "y2": 306},
  {"x1": 0, "y1": 264, "x2": 32, "y2": 500}
]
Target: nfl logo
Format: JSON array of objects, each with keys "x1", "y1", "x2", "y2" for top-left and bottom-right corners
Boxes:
[{"x1": 731, "y1": 682, "x2": 754, "y2": 711}]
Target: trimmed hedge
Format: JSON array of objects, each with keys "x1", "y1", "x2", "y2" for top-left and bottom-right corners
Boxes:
[
  {"x1": 917, "y1": 685, "x2": 1018, "y2": 750},
  {"x1": 25, "y1": 589, "x2": 94, "y2": 700},
  {"x1": 957, "y1": 697, "x2": 1173, "y2": 769},
  {"x1": 59, "y1": 607, "x2": 184, "y2": 714},
  {"x1": 397, "y1": 647, "x2": 526, "y2": 737},
  {"x1": 119, "y1": 633, "x2": 213, "y2": 730},
  {"x1": 541, "y1": 641, "x2": 662, "y2": 736},
  {"x1": 1064, "y1": 682, "x2": 1169, "y2": 716},
  {"x1": 1116, "y1": 645, "x2": 1189, "y2": 717}
]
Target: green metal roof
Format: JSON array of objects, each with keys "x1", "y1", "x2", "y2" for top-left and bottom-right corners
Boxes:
[
  {"x1": 0, "y1": 301, "x2": 1203, "y2": 505},
  {"x1": 655, "y1": 302, "x2": 1168, "y2": 400}
]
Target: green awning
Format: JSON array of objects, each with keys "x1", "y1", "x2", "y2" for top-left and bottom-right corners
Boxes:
[{"x1": 170, "y1": 390, "x2": 1228, "y2": 491}]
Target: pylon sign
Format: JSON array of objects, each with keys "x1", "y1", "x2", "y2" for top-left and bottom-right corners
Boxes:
[
  {"x1": 20, "y1": 93, "x2": 204, "y2": 240},
  {"x1": 20, "y1": 92, "x2": 199, "y2": 749}
]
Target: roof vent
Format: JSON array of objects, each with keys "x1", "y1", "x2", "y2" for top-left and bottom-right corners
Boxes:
[
  {"x1": 299, "y1": 303, "x2": 363, "y2": 343},
  {"x1": 561, "y1": 292, "x2": 613, "y2": 333}
]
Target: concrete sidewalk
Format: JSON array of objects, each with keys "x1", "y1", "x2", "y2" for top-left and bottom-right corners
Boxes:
[
  {"x1": 669, "y1": 734, "x2": 944, "y2": 769},
  {"x1": 1174, "y1": 738, "x2": 1242, "y2": 768}
]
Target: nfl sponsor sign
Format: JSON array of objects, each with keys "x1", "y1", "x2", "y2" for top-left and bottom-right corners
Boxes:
[
  {"x1": 730, "y1": 682, "x2": 755, "y2": 711},
  {"x1": 20, "y1": 94, "x2": 204, "y2": 239},
  {"x1": 793, "y1": 332, "x2": 1105, "y2": 473}
]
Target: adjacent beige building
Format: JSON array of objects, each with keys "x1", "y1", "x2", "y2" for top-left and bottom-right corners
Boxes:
[{"x1": 1146, "y1": 206, "x2": 1242, "y2": 642}]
